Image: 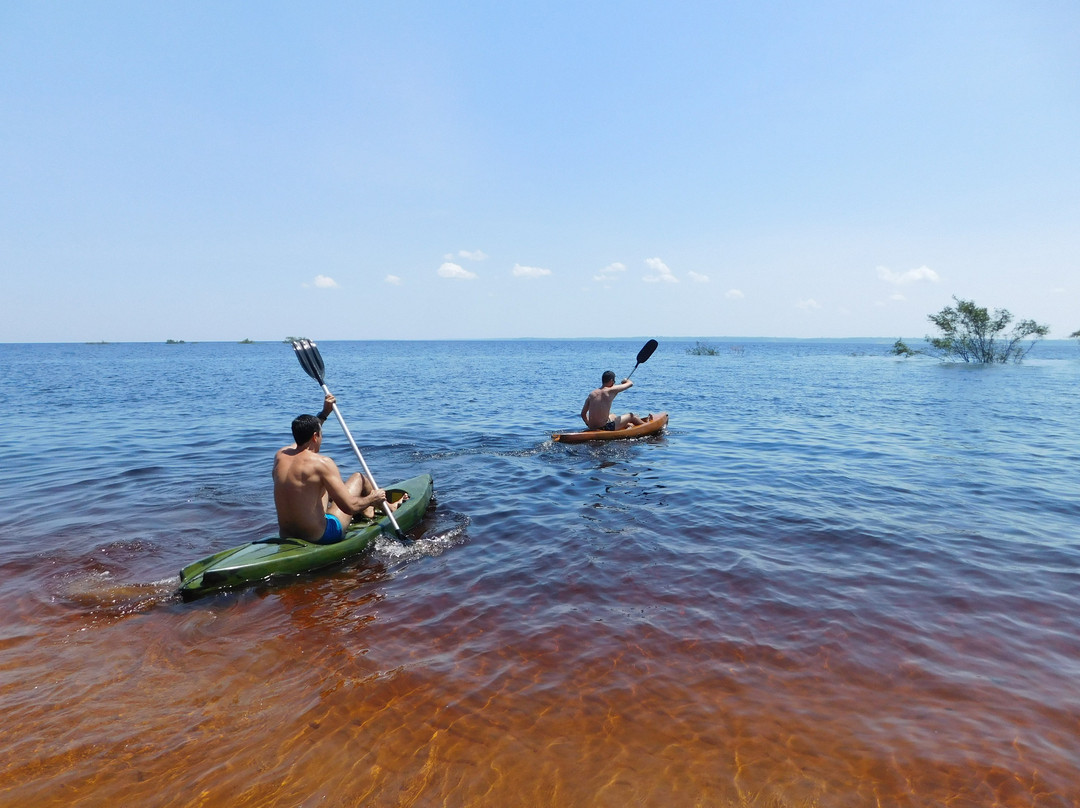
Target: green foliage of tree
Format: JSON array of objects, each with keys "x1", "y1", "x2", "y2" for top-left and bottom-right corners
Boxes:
[
  {"x1": 1070, "y1": 329, "x2": 1080, "y2": 340},
  {"x1": 925, "y1": 297, "x2": 1049, "y2": 363},
  {"x1": 890, "y1": 338, "x2": 920, "y2": 357},
  {"x1": 686, "y1": 341, "x2": 721, "y2": 355}
]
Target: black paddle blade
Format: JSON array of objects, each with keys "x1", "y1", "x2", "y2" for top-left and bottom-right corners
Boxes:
[
  {"x1": 292, "y1": 340, "x2": 325, "y2": 385},
  {"x1": 636, "y1": 339, "x2": 658, "y2": 365},
  {"x1": 309, "y1": 341, "x2": 326, "y2": 381}
]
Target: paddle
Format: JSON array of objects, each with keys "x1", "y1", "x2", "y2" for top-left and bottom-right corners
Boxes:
[
  {"x1": 291, "y1": 339, "x2": 406, "y2": 539},
  {"x1": 627, "y1": 339, "x2": 658, "y2": 379}
]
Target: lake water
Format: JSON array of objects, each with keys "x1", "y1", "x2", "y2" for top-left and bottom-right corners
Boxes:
[{"x1": 1, "y1": 338, "x2": 1077, "y2": 807}]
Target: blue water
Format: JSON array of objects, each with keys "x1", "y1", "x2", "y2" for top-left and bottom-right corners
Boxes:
[{"x1": 1, "y1": 338, "x2": 1078, "y2": 806}]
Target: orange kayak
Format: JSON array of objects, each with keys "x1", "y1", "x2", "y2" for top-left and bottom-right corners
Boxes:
[{"x1": 552, "y1": 413, "x2": 668, "y2": 443}]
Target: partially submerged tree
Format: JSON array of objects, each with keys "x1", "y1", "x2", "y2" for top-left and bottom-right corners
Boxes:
[
  {"x1": 890, "y1": 338, "x2": 921, "y2": 357},
  {"x1": 925, "y1": 297, "x2": 1049, "y2": 363},
  {"x1": 686, "y1": 341, "x2": 720, "y2": 356}
]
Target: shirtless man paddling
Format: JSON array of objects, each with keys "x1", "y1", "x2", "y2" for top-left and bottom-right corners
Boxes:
[
  {"x1": 580, "y1": 371, "x2": 652, "y2": 431},
  {"x1": 273, "y1": 394, "x2": 404, "y2": 543}
]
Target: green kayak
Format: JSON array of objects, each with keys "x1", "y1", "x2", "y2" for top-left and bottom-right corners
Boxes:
[{"x1": 178, "y1": 473, "x2": 433, "y2": 600}]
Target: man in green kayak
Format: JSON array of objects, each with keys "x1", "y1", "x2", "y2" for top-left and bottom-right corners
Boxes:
[
  {"x1": 273, "y1": 394, "x2": 404, "y2": 543},
  {"x1": 580, "y1": 371, "x2": 651, "y2": 431}
]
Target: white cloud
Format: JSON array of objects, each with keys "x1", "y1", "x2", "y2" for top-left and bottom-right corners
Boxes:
[
  {"x1": 890, "y1": 292, "x2": 906, "y2": 301},
  {"x1": 725, "y1": 289, "x2": 745, "y2": 300},
  {"x1": 385, "y1": 274, "x2": 402, "y2": 285},
  {"x1": 459, "y1": 249, "x2": 488, "y2": 261},
  {"x1": 594, "y1": 262, "x2": 626, "y2": 282},
  {"x1": 313, "y1": 274, "x2": 338, "y2": 288},
  {"x1": 877, "y1": 265, "x2": 940, "y2": 285},
  {"x1": 438, "y1": 262, "x2": 478, "y2": 280},
  {"x1": 512, "y1": 263, "x2": 551, "y2": 278},
  {"x1": 643, "y1": 257, "x2": 678, "y2": 283},
  {"x1": 796, "y1": 298, "x2": 821, "y2": 310},
  {"x1": 687, "y1": 271, "x2": 709, "y2": 283}
]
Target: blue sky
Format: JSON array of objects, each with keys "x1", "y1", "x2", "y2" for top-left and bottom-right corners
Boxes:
[{"x1": 2, "y1": 1, "x2": 1077, "y2": 341}]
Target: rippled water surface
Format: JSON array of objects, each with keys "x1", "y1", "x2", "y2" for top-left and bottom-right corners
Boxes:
[{"x1": 1, "y1": 339, "x2": 1078, "y2": 807}]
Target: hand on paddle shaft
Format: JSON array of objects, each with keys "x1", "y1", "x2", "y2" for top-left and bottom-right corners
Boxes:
[
  {"x1": 291, "y1": 340, "x2": 407, "y2": 540},
  {"x1": 627, "y1": 339, "x2": 658, "y2": 380}
]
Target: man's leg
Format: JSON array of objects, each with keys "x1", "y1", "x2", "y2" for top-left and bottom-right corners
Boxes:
[
  {"x1": 331, "y1": 472, "x2": 407, "y2": 522},
  {"x1": 326, "y1": 472, "x2": 371, "y2": 523}
]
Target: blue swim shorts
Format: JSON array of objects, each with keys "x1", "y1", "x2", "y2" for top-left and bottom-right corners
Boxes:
[
  {"x1": 316, "y1": 514, "x2": 344, "y2": 544},
  {"x1": 600, "y1": 419, "x2": 619, "y2": 431}
]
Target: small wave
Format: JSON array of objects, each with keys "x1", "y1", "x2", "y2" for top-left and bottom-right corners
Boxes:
[
  {"x1": 412, "y1": 441, "x2": 552, "y2": 462},
  {"x1": 116, "y1": 465, "x2": 170, "y2": 480},
  {"x1": 58, "y1": 571, "x2": 179, "y2": 616}
]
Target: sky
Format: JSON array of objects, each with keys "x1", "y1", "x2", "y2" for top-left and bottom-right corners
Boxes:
[{"x1": 2, "y1": 1, "x2": 1078, "y2": 342}]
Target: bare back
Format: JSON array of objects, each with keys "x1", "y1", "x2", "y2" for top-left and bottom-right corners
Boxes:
[
  {"x1": 581, "y1": 380, "x2": 633, "y2": 429},
  {"x1": 273, "y1": 445, "x2": 341, "y2": 540}
]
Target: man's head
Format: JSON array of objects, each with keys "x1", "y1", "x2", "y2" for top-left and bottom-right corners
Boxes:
[
  {"x1": 601, "y1": 370, "x2": 616, "y2": 386},
  {"x1": 291, "y1": 414, "x2": 322, "y2": 446}
]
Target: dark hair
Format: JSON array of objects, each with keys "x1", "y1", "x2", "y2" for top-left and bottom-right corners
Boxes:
[
  {"x1": 602, "y1": 370, "x2": 616, "y2": 385},
  {"x1": 291, "y1": 414, "x2": 322, "y2": 445}
]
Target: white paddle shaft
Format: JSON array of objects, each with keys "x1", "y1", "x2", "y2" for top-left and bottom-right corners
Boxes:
[{"x1": 319, "y1": 382, "x2": 403, "y2": 535}]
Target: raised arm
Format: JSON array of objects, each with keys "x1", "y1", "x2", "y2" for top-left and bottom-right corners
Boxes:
[{"x1": 318, "y1": 393, "x2": 335, "y2": 420}]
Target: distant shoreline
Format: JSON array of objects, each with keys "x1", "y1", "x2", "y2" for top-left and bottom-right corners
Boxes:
[{"x1": 2, "y1": 337, "x2": 1078, "y2": 347}]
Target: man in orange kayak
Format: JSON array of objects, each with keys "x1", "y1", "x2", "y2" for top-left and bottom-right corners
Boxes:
[
  {"x1": 273, "y1": 394, "x2": 404, "y2": 543},
  {"x1": 580, "y1": 371, "x2": 652, "y2": 431}
]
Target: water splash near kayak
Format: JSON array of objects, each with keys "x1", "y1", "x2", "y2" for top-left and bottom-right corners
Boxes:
[{"x1": 373, "y1": 510, "x2": 470, "y2": 563}]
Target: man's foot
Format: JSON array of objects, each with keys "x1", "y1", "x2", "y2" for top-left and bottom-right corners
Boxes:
[
  {"x1": 357, "y1": 492, "x2": 410, "y2": 520},
  {"x1": 384, "y1": 492, "x2": 409, "y2": 514}
]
